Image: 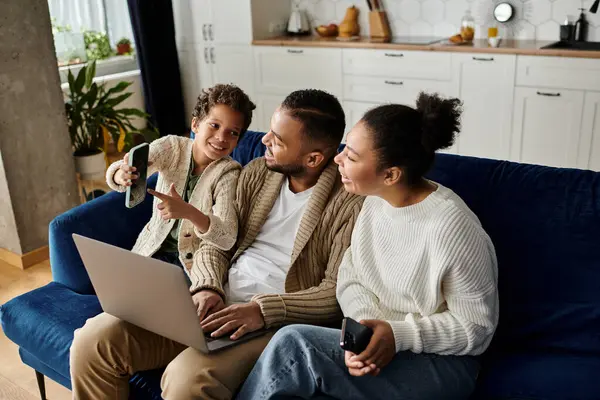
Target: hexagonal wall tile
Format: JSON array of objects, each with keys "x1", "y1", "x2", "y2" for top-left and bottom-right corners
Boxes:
[
  {"x1": 552, "y1": 0, "x2": 578, "y2": 24},
  {"x1": 397, "y1": 0, "x2": 421, "y2": 24},
  {"x1": 410, "y1": 21, "x2": 433, "y2": 36},
  {"x1": 536, "y1": 20, "x2": 559, "y2": 41},
  {"x1": 391, "y1": 19, "x2": 411, "y2": 37},
  {"x1": 445, "y1": 0, "x2": 470, "y2": 27},
  {"x1": 514, "y1": 20, "x2": 536, "y2": 40},
  {"x1": 433, "y1": 22, "x2": 458, "y2": 38},
  {"x1": 528, "y1": 0, "x2": 552, "y2": 26},
  {"x1": 422, "y1": 0, "x2": 445, "y2": 25},
  {"x1": 313, "y1": 0, "x2": 337, "y2": 24}
]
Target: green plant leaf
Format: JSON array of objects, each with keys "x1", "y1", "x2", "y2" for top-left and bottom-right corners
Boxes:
[
  {"x1": 85, "y1": 83, "x2": 99, "y2": 108},
  {"x1": 85, "y1": 60, "x2": 96, "y2": 89},
  {"x1": 96, "y1": 81, "x2": 132, "y2": 104},
  {"x1": 74, "y1": 65, "x2": 87, "y2": 93},
  {"x1": 116, "y1": 108, "x2": 148, "y2": 117},
  {"x1": 67, "y1": 69, "x2": 75, "y2": 95},
  {"x1": 105, "y1": 92, "x2": 133, "y2": 107}
]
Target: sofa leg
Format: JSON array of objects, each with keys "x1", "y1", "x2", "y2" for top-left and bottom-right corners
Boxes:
[{"x1": 35, "y1": 370, "x2": 47, "y2": 400}]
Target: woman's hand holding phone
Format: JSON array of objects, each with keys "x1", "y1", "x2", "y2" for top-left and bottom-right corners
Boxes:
[{"x1": 344, "y1": 319, "x2": 396, "y2": 377}]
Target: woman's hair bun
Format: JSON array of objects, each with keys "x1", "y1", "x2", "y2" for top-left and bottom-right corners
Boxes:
[{"x1": 416, "y1": 92, "x2": 463, "y2": 153}]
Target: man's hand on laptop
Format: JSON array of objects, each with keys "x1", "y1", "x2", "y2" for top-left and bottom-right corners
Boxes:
[
  {"x1": 192, "y1": 290, "x2": 225, "y2": 321},
  {"x1": 200, "y1": 302, "x2": 265, "y2": 341}
]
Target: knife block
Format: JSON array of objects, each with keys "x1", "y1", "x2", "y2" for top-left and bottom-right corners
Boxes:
[{"x1": 369, "y1": 11, "x2": 391, "y2": 40}]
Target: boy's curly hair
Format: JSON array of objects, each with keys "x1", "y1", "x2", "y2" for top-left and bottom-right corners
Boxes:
[{"x1": 192, "y1": 84, "x2": 256, "y2": 136}]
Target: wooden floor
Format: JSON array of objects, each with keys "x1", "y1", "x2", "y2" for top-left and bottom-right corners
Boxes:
[{"x1": 0, "y1": 260, "x2": 71, "y2": 400}]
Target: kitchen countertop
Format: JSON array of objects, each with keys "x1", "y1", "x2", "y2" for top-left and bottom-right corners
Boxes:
[{"x1": 252, "y1": 36, "x2": 600, "y2": 59}]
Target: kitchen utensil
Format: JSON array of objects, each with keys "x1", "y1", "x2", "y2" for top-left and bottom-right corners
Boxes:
[
  {"x1": 287, "y1": 4, "x2": 311, "y2": 36},
  {"x1": 369, "y1": 11, "x2": 391, "y2": 40}
]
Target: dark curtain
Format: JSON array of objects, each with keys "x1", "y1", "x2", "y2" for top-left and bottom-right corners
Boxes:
[{"x1": 127, "y1": 0, "x2": 187, "y2": 136}]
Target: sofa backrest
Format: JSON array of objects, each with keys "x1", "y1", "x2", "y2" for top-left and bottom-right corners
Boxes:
[{"x1": 234, "y1": 131, "x2": 600, "y2": 358}]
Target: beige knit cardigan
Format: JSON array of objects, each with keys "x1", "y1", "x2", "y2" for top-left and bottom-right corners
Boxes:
[
  {"x1": 105, "y1": 135, "x2": 241, "y2": 270},
  {"x1": 189, "y1": 158, "x2": 364, "y2": 328}
]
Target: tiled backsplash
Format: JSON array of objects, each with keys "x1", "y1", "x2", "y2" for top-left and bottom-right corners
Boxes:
[{"x1": 294, "y1": 0, "x2": 600, "y2": 41}]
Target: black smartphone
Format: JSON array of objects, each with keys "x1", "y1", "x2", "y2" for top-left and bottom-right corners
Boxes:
[
  {"x1": 125, "y1": 143, "x2": 149, "y2": 208},
  {"x1": 340, "y1": 317, "x2": 373, "y2": 354}
]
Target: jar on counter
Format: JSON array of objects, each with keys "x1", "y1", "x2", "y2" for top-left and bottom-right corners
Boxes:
[{"x1": 460, "y1": 9, "x2": 476, "y2": 42}]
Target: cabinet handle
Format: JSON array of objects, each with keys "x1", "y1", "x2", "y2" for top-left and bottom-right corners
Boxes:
[
  {"x1": 202, "y1": 24, "x2": 208, "y2": 41},
  {"x1": 384, "y1": 53, "x2": 403, "y2": 58},
  {"x1": 287, "y1": 49, "x2": 304, "y2": 54},
  {"x1": 384, "y1": 80, "x2": 403, "y2": 85},
  {"x1": 536, "y1": 91, "x2": 561, "y2": 97},
  {"x1": 204, "y1": 47, "x2": 209, "y2": 64},
  {"x1": 210, "y1": 47, "x2": 215, "y2": 64},
  {"x1": 472, "y1": 56, "x2": 494, "y2": 61},
  {"x1": 209, "y1": 24, "x2": 214, "y2": 41}
]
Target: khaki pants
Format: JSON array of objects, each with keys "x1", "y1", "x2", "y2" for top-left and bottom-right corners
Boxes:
[{"x1": 69, "y1": 313, "x2": 273, "y2": 400}]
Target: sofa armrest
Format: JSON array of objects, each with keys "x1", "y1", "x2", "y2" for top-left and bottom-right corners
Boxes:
[{"x1": 50, "y1": 174, "x2": 157, "y2": 294}]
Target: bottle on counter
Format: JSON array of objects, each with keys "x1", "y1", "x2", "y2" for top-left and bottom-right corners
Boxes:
[
  {"x1": 461, "y1": 9, "x2": 476, "y2": 42},
  {"x1": 575, "y1": 8, "x2": 588, "y2": 41}
]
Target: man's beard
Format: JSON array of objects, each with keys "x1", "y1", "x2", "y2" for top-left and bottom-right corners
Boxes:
[{"x1": 266, "y1": 162, "x2": 306, "y2": 176}]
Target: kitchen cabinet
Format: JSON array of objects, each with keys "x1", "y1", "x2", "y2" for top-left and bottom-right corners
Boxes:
[
  {"x1": 511, "y1": 87, "x2": 585, "y2": 168},
  {"x1": 177, "y1": 47, "x2": 201, "y2": 122},
  {"x1": 580, "y1": 92, "x2": 600, "y2": 171},
  {"x1": 342, "y1": 101, "x2": 376, "y2": 142},
  {"x1": 343, "y1": 49, "x2": 452, "y2": 81},
  {"x1": 452, "y1": 53, "x2": 516, "y2": 160},
  {"x1": 343, "y1": 75, "x2": 454, "y2": 105},
  {"x1": 254, "y1": 47, "x2": 343, "y2": 97},
  {"x1": 254, "y1": 94, "x2": 286, "y2": 133},
  {"x1": 516, "y1": 56, "x2": 600, "y2": 92}
]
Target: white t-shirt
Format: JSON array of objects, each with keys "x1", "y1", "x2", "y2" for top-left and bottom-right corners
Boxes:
[{"x1": 224, "y1": 179, "x2": 313, "y2": 304}]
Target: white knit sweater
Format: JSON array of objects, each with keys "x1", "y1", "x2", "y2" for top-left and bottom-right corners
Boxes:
[{"x1": 336, "y1": 183, "x2": 498, "y2": 356}]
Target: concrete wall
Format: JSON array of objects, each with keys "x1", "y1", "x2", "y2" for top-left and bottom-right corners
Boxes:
[{"x1": 0, "y1": 0, "x2": 79, "y2": 255}]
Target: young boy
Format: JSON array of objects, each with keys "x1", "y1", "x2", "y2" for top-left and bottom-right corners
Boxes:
[{"x1": 106, "y1": 84, "x2": 255, "y2": 277}]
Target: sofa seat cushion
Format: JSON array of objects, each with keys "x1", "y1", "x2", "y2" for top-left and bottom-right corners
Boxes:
[
  {"x1": 0, "y1": 282, "x2": 103, "y2": 379},
  {"x1": 474, "y1": 352, "x2": 600, "y2": 399}
]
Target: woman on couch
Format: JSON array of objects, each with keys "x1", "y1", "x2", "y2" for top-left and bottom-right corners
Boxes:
[{"x1": 237, "y1": 92, "x2": 499, "y2": 400}]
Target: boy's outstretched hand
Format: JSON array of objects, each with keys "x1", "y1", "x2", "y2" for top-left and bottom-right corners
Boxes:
[{"x1": 148, "y1": 183, "x2": 193, "y2": 221}]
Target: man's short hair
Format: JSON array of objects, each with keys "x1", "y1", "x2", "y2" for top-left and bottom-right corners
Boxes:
[{"x1": 280, "y1": 89, "x2": 346, "y2": 152}]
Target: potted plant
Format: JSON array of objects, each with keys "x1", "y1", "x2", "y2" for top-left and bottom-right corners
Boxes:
[
  {"x1": 65, "y1": 60, "x2": 158, "y2": 180},
  {"x1": 83, "y1": 30, "x2": 114, "y2": 60},
  {"x1": 116, "y1": 38, "x2": 132, "y2": 55}
]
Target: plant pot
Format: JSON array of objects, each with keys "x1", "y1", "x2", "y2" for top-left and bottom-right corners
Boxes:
[
  {"x1": 117, "y1": 43, "x2": 131, "y2": 55},
  {"x1": 74, "y1": 151, "x2": 106, "y2": 181}
]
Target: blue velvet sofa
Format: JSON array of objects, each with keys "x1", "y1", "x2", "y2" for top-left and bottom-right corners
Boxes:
[{"x1": 2, "y1": 130, "x2": 599, "y2": 399}]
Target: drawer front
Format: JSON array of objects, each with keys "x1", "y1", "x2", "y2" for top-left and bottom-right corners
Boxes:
[
  {"x1": 254, "y1": 47, "x2": 343, "y2": 97},
  {"x1": 516, "y1": 55, "x2": 600, "y2": 91},
  {"x1": 344, "y1": 75, "x2": 455, "y2": 104},
  {"x1": 343, "y1": 49, "x2": 452, "y2": 81}
]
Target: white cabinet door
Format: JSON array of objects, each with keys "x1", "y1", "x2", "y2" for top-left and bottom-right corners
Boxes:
[
  {"x1": 254, "y1": 94, "x2": 286, "y2": 132},
  {"x1": 254, "y1": 47, "x2": 343, "y2": 97},
  {"x1": 580, "y1": 92, "x2": 600, "y2": 171},
  {"x1": 344, "y1": 75, "x2": 454, "y2": 104},
  {"x1": 193, "y1": 44, "x2": 214, "y2": 91},
  {"x1": 343, "y1": 101, "x2": 376, "y2": 143},
  {"x1": 209, "y1": 0, "x2": 252, "y2": 44},
  {"x1": 343, "y1": 49, "x2": 452, "y2": 81},
  {"x1": 177, "y1": 46, "x2": 201, "y2": 123},
  {"x1": 211, "y1": 45, "x2": 255, "y2": 97},
  {"x1": 188, "y1": 0, "x2": 212, "y2": 44},
  {"x1": 172, "y1": 0, "x2": 194, "y2": 46},
  {"x1": 511, "y1": 87, "x2": 584, "y2": 168},
  {"x1": 516, "y1": 56, "x2": 600, "y2": 91},
  {"x1": 452, "y1": 53, "x2": 516, "y2": 160}
]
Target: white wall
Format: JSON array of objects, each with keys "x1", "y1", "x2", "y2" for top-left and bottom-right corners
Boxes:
[{"x1": 294, "y1": 0, "x2": 600, "y2": 41}]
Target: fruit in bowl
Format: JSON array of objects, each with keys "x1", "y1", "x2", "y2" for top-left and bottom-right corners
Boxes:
[{"x1": 315, "y1": 23, "x2": 338, "y2": 37}]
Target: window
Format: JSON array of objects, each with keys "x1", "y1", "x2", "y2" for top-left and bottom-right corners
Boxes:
[{"x1": 48, "y1": 0, "x2": 135, "y2": 66}]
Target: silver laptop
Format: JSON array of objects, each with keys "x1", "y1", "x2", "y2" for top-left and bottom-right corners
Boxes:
[{"x1": 72, "y1": 234, "x2": 266, "y2": 353}]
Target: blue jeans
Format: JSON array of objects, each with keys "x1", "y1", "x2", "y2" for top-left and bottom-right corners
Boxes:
[{"x1": 237, "y1": 325, "x2": 480, "y2": 400}]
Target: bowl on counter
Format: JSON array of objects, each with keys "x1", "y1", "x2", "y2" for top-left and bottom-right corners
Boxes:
[{"x1": 315, "y1": 24, "x2": 339, "y2": 37}]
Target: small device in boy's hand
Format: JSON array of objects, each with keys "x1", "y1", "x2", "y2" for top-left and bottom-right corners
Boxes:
[
  {"x1": 125, "y1": 143, "x2": 149, "y2": 208},
  {"x1": 340, "y1": 317, "x2": 374, "y2": 354}
]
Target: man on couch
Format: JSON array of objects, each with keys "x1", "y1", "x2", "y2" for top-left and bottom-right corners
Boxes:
[{"x1": 69, "y1": 89, "x2": 364, "y2": 400}]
